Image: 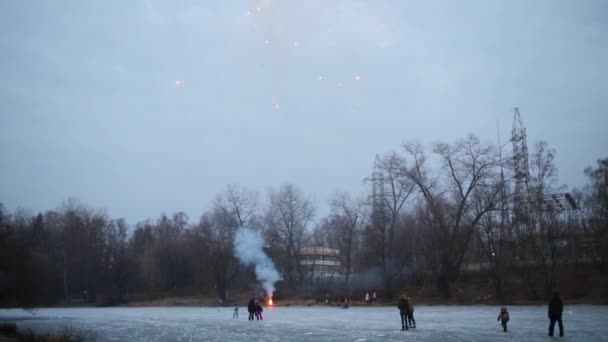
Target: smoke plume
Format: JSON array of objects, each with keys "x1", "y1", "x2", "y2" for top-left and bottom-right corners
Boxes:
[{"x1": 234, "y1": 228, "x2": 280, "y2": 297}]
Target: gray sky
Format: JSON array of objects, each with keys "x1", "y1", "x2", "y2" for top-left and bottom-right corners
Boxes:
[{"x1": 1, "y1": 0, "x2": 606, "y2": 223}]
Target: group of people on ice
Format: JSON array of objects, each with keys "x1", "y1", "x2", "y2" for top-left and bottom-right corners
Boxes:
[
  {"x1": 397, "y1": 295, "x2": 416, "y2": 330},
  {"x1": 395, "y1": 291, "x2": 565, "y2": 337},
  {"x1": 493, "y1": 292, "x2": 564, "y2": 336},
  {"x1": 232, "y1": 290, "x2": 566, "y2": 337},
  {"x1": 364, "y1": 291, "x2": 377, "y2": 303},
  {"x1": 246, "y1": 298, "x2": 264, "y2": 321}
]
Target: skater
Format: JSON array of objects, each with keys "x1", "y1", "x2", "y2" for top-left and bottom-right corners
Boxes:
[
  {"x1": 407, "y1": 297, "x2": 416, "y2": 328},
  {"x1": 397, "y1": 295, "x2": 411, "y2": 330},
  {"x1": 233, "y1": 304, "x2": 239, "y2": 319},
  {"x1": 365, "y1": 292, "x2": 370, "y2": 303},
  {"x1": 372, "y1": 291, "x2": 377, "y2": 303},
  {"x1": 255, "y1": 300, "x2": 264, "y2": 321},
  {"x1": 247, "y1": 298, "x2": 256, "y2": 321},
  {"x1": 548, "y1": 292, "x2": 564, "y2": 337},
  {"x1": 497, "y1": 307, "x2": 509, "y2": 332}
]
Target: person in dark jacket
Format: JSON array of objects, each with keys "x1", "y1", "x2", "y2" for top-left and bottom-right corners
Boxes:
[
  {"x1": 406, "y1": 297, "x2": 416, "y2": 329},
  {"x1": 247, "y1": 298, "x2": 256, "y2": 321},
  {"x1": 255, "y1": 301, "x2": 264, "y2": 321},
  {"x1": 548, "y1": 292, "x2": 564, "y2": 337},
  {"x1": 397, "y1": 295, "x2": 411, "y2": 330},
  {"x1": 497, "y1": 307, "x2": 509, "y2": 332}
]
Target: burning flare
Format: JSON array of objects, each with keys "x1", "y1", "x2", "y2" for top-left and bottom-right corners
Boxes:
[{"x1": 268, "y1": 298, "x2": 274, "y2": 306}]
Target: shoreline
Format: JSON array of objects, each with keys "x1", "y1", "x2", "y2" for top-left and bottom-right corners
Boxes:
[{"x1": 2, "y1": 298, "x2": 606, "y2": 310}]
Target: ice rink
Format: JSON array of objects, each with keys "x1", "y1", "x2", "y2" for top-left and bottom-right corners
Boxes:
[{"x1": 1, "y1": 305, "x2": 607, "y2": 341}]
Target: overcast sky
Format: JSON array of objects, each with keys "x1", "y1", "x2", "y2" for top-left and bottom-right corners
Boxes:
[{"x1": 1, "y1": 0, "x2": 606, "y2": 223}]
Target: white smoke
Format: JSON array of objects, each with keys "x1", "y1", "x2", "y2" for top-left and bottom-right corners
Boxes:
[{"x1": 234, "y1": 228, "x2": 280, "y2": 297}]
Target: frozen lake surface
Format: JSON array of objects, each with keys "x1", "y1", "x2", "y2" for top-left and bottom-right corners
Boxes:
[{"x1": 1, "y1": 305, "x2": 607, "y2": 341}]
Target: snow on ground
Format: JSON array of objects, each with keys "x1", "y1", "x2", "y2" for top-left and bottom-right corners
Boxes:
[{"x1": 1, "y1": 305, "x2": 606, "y2": 341}]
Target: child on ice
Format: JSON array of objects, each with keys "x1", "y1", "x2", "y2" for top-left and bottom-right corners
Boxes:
[
  {"x1": 254, "y1": 300, "x2": 264, "y2": 321},
  {"x1": 233, "y1": 304, "x2": 238, "y2": 319},
  {"x1": 497, "y1": 307, "x2": 510, "y2": 332}
]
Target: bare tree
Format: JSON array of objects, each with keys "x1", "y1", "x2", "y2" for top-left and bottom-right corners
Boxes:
[
  {"x1": 195, "y1": 213, "x2": 235, "y2": 301},
  {"x1": 328, "y1": 191, "x2": 366, "y2": 285},
  {"x1": 266, "y1": 184, "x2": 315, "y2": 289},
  {"x1": 473, "y1": 177, "x2": 513, "y2": 300},
  {"x1": 106, "y1": 218, "x2": 131, "y2": 303},
  {"x1": 214, "y1": 184, "x2": 259, "y2": 228},
  {"x1": 364, "y1": 153, "x2": 415, "y2": 297},
  {"x1": 202, "y1": 185, "x2": 259, "y2": 301},
  {"x1": 400, "y1": 135, "x2": 501, "y2": 298},
  {"x1": 520, "y1": 141, "x2": 571, "y2": 298},
  {"x1": 149, "y1": 213, "x2": 191, "y2": 292},
  {"x1": 581, "y1": 157, "x2": 608, "y2": 271}
]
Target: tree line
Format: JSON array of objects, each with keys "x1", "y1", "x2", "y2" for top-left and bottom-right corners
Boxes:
[{"x1": 1, "y1": 134, "x2": 606, "y2": 307}]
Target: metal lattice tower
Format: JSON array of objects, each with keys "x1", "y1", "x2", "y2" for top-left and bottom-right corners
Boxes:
[
  {"x1": 371, "y1": 155, "x2": 384, "y2": 211},
  {"x1": 370, "y1": 155, "x2": 388, "y2": 227},
  {"x1": 511, "y1": 107, "x2": 530, "y2": 225}
]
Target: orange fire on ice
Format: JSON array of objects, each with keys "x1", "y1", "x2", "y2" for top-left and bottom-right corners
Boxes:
[{"x1": 268, "y1": 298, "x2": 274, "y2": 306}]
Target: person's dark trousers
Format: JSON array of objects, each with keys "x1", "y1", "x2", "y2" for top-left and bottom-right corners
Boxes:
[
  {"x1": 501, "y1": 321, "x2": 507, "y2": 332},
  {"x1": 408, "y1": 313, "x2": 416, "y2": 328},
  {"x1": 548, "y1": 315, "x2": 564, "y2": 337},
  {"x1": 400, "y1": 312, "x2": 409, "y2": 330},
  {"x1": 248, "y1": 311, "x2": 254, "y2": 321}
]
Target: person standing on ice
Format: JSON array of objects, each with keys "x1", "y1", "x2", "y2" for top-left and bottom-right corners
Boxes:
[
  {"x1": 341, "y1": 297, "x2": 349, "y2": 309},
  {"x1": 548, "y1": 292, "x2": 564, "y2": 337},
  {"x1": 497, "y1": 307, "x2": 509, "y2": 332},
  {"x1": 365, "y1": 292, "x2": 370, "y2": 303},
  {"x1": 247, "y1": 298, "x2": 256, "y2": 321},
  {"x1": 397, "y1": 295, "x2": 411, "y2": 330},
  {"x1": 372, "y1": 292, "x2": 377, "y2": 303},
  {"x1": 254, "y1": 300, "x2": 264, "y2": 321},
  {"x1": 406, "y1": 297, "x2": 416, "y2": 328},
  {"x1": 233, "y1": 304, "x2": 239, "y2": 319}
]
